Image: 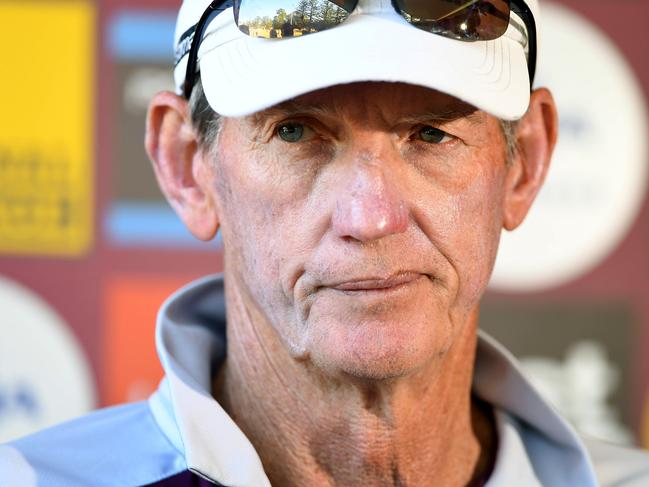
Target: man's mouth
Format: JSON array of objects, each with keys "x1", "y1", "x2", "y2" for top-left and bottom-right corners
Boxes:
[{"x1": 329, "y1": 272, "x2": 422, "y2": 293}]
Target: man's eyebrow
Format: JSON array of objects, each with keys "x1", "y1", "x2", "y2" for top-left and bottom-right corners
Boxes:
[
  {"x1": 249, "y1": 101, "x2": 484, "y2": 127},
  {"x1": 398, "y1": 107, "x2": 483, "y2": 126},
  {"x1": 250, "y1": 100, "x2": 332, "y2": 126}
]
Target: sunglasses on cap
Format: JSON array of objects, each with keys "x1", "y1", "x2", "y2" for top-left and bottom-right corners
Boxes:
[{"x1": 180, "y1": 0, "x2": 536, "y2": 100}]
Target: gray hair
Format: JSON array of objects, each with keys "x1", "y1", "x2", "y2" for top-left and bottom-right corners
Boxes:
[
  {"x1": 189, "y1": 77, "x2": 519, "y2": 164},
  {"x1": 500, "y1": 119, "x2": 520, "y2": 166},
  {"x1": 189, "y1": 77, "x2": 223, "y2": 150}
]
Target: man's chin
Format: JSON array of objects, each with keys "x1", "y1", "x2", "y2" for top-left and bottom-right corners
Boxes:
[
  {"x1": 337, "y1": 360, "x2": 420, "y2": 383},
  {"x1": 307, "y1": 322, "x2": 443, "y2": 383}
]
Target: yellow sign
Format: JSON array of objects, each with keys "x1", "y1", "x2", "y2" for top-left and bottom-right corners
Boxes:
[{"x1": 0, "y1": 1, "x2": 94, "y2": 256}]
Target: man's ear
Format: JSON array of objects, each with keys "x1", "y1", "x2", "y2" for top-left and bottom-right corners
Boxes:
[
  {"x1": 502, "y1": 88, "x2": 558, "y2": 231},
  {"x1": 145, "y1": 91, "x2": 219, "y2": 241}
]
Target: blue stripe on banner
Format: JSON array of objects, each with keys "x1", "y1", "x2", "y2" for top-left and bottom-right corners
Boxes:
[
  {"x1": 108, "y1": 11, "x2": 177, "y2": 61},
  {"x1": 105, "y1": 202, "x2": 222, "y2": 249}
]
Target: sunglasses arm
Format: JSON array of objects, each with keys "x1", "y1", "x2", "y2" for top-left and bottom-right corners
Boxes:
[
  {"x1": 511, "y1": 0, "x2": 537, "y2": 87},
  {"x1": 183, "y1": 0, "x2": 233, "y2": 99}
]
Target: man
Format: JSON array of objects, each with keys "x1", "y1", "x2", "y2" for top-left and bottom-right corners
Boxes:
[{"x1": 2, "y1": 0, "x2": 649, "y2": 485}]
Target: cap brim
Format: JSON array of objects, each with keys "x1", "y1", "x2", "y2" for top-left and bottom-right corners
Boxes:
[{"x1": 198, "y1": 10, "x2": 530, "y2": 120}]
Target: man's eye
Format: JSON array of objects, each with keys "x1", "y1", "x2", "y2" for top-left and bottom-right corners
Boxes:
[
  {"x1": 277, "y1": 122, "x2": 312, "y2": 143},
  {"x1": 417, "y1": 126, "x2": 453, "y2": 144}
]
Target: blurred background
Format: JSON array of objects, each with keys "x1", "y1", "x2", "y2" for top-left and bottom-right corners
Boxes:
[{"x1": 1, "y1": 0, "x2": 649, "y2": 448}]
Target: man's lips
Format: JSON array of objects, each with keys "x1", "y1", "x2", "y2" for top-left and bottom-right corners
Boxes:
[{"x1": 327, "y1": 272, "x2": 423, "y2": 292}]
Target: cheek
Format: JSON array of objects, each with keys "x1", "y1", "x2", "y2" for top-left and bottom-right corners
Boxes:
[
  {"x1": 446, "y1": 164, "x2": 505, "y2": 307},
  {"x1": 219, "y1": 176, "x2": 285, "y2": 284},
  {"x1": 213, "y1": 143, "x2": 314, "y2": 326},
  {"x1": 415, "y1": 149, "x2": 505, "y2": 312}
]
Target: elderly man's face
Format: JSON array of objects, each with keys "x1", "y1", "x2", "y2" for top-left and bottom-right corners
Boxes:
[{"x1": 208, "y1": 82, "x2": 512, "y2": 379}]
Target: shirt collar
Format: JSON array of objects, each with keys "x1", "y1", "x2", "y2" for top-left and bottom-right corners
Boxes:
[{"x1": 149, "y1": 274, "x2": 598, "y2": 487}]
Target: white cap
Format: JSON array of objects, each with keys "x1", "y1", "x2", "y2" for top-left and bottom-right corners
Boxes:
[{"x1": 174, "y1": 0, "x2": 539, "y2": 121}]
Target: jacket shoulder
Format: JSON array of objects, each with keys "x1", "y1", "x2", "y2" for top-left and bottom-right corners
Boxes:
[
  {"x1": 583, "y1": 436, "x2": 649, "y2": 487},
  {"x1": 0, "y1": 401, "x2": 187, "y2": 487}
]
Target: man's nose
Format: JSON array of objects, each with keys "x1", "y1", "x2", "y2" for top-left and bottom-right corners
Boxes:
[{"x1": 332, "y1": 157, "x2": 409, "y2": 242}]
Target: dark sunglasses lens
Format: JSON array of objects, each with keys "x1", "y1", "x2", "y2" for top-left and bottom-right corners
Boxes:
[
  {"x1": 396, "y1": 0, "x2": 510, "y2": 41},
  {"x1": 235, "y1": 0, "x2": 355, "y2": 39}
]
